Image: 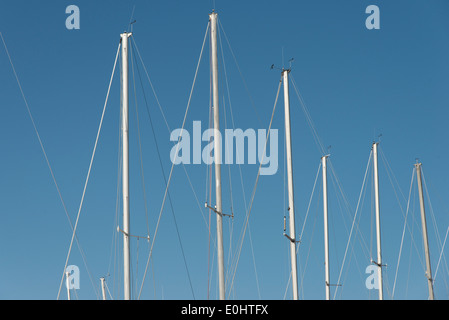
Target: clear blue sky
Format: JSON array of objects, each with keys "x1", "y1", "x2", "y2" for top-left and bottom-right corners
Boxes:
[{"x1": 1, "y1": 0, "x2": 448, "y2": 300}]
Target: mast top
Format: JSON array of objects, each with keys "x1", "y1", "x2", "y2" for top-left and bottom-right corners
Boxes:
[
  {"x1": 119, "y1": 32, "x2": 132, "y2": 44},
  {"x1": 120, "y1": 32, "x2": 132, "y2": 38},
  {"x1": 209, "y1": 11, "x2": 218, "y2": 20}
]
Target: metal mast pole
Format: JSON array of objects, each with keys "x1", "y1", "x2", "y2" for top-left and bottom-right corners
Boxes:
[
  {"x1": 415, "y1": 162, "x2": 435, "y2": 300},
  {"x1": 209, "y1": 11, "x2": 225, "y2": 300},
  {"x1": 66, "y1": 271, "x2": 71, "y2": 301},
  {"x1": 372, "y1": 142, "x2": 383, "y2": 300},
  {"x1": 100, "y1": 277, "x2": 107, "y2": 300},
  {"x1": 322, "y1": 155, "x2": 330, "y2": 300},
  {"x1": 282, "y1": 69, "x2": 299, "y2": 300},
  {"x1": 121, "y1": 32, "x2": 132, "y2": 300}
]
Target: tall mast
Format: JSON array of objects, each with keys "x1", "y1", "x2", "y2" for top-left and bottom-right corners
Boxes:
[
  {"x1": 209, "y1": 11, "x2": 225, "y2": 300},
  {"x1": 100, "y1": 277, "x2": 107, "y2": 300},
  {"x1": 372, "y1": 142, "x2": 383, "y2": 300},
  {"x1": 322, "y1": 155, "x2": 330, "y2": 300},
  {"x1": 121, "y1": 31, "x2": 132, "y2": 300},
  {"x1": 282, "y1": 69, "x2": 299, "y2": 300},
  {"x1": 415, "y1": 162, "x2": 435, "y2": 300}
]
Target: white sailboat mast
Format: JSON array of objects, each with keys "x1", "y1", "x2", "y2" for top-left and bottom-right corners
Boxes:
[
  {"x1": 282, "y1": 69, "x2": 299, "y2": 300},
  {"x1": 209, "y1": 11, "x2": 226, "y2": 300},
  {"x1": 372, "y1": 142, "x2": 383, "y2": 300},
  {"x1": 100, "y1": 277, "x2": 107, "y2": 300},
  {"x1": 120, "y1": 32, "x2": 132, "y2": 301},
  {"x1": 66, "y1": 271, "x2": 71, "y2": 300},
  {"x1": 415, "y1": 162, "x2": 435, "y2": 300},
  {"x1": 322, "y1": 155, "x2": 330, "y2": 300}
]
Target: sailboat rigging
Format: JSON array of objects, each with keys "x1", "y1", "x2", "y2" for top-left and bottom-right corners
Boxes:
[{"x1": 1, "y1": 5, "x2": 448, "y2": 301}]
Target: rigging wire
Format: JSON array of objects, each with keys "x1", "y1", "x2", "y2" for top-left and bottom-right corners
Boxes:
[
  {"x1": 218, "y1": 19, "x2": 263, "y2": 126},
  {"x1": 221, "y1": 93, "x2": 238, "y2": 299},
  {"x1": 405, "y1": 176, "x2": 427, "y2": 298},
  {"x1": 217, "y1": 20, "x2": 261, "y2": 299},
  {"x1": 132, "y1": 37, "x2": 210, "y2": 232},
  {"x1": 131, "y1": 41, "x2": 171, "y2": 141},
  {"x1": 380, "y1": 150, "x2": 424, "y2": 256},
  {"x1": 405, "y1": 195, "x2": 416, "y2": 298},
  {"x1": 289, "y1": 75, "x2": 326, "y2": 156},
  {"x1": 328, "y1": 159, "x2": 363, "y2": 243},
  {"x1": 300, "y1": 163, "x2": 322, "y2": 240},
  {"x1": 133, "y1": 31, "x2": 215, "y2": 298},
  {"x1": 226, "y1": 76, "x2": 283, "y2": 298},
  {"x1": 336, "y1": 155, "x2": 372, "y2": 299},
  {"x1": 126, "y1": 5, "x2": 136, "y2": 32},
  {"x1": 327, "y1": 160, "x2": 346, "y2": 299},
  {"x1": 391, "y1": 167, "x2": 415, "y2": 298},
  {"x1": 435, "y1": 226, "x2": 449, "y2": 285},
  {"x1": 137, "y1": 21, "x2": 210, "y2": 299},
  {"x1": 297, "y1": 164, "x2": 323, "y2": 299},
  {"x1": 55, "y1": 40, "x2": 121, "y2": 300},
  {"x1": 337, "y1": 151, "x2": 376, "y2": 300},
  {"x1": 344, "y1": 159, "x2": 373, "y2": 299},
  {"x1": 1, "y1": 31, "x2": 101, "y2": 300},
  {"x1": 333, "y1": 150, "x2": 372, "y2": 299},
  {"x1": 130, "y1": 38, "x2": 196, "y2": 300}
]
